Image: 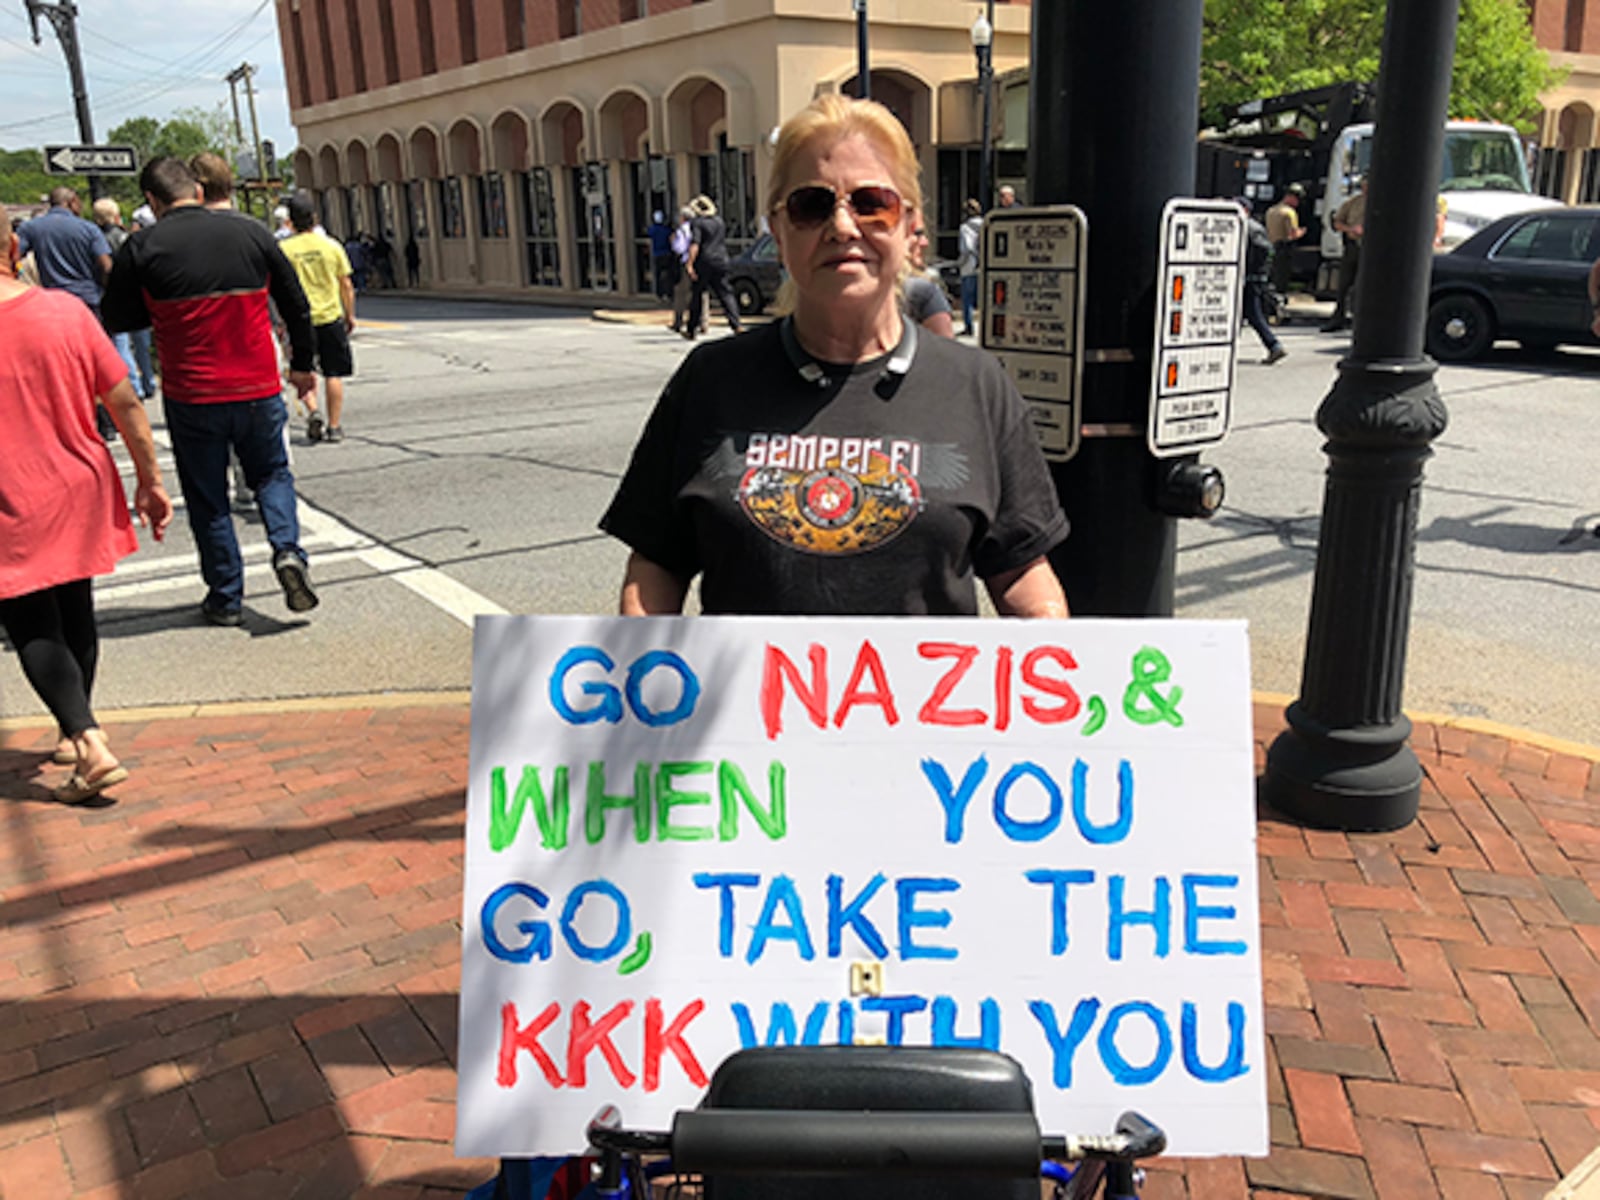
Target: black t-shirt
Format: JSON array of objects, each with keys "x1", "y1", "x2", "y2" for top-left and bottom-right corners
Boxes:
[
  {"x1": 600, "y1": 319, "x2": 1069, "y2": 615},
  {"x1": 691, "y1": 215, "x2": 729, "y2": 268}
]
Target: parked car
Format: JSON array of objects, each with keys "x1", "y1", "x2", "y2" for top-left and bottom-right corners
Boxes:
[
  {"x1": 1427, "y1": 206, "x2": 1600, "y2": 361},
  {"x1": 726, "y1": 232, "x2": 785, "y2": 315}
]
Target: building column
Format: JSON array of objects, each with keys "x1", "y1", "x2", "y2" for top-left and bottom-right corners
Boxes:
[
  {"x1": 552, "y1": 166, "x2": 578, "y2": 291},
  {"x1": 607, "y1": 159, "x2": 634, "y2": 294},
  {"x1": 505, "y1": 174, "x2": 530, "y2": 287},
  {"x1": 424, "y1": 182, "x2": 444, "y2": 286}
]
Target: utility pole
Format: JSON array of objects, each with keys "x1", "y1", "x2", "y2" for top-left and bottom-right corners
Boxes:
[
  {"x1": 26, "y1": 0, "x2": 104, "y2": 200},
  {"x1": 1028, "y1": 0, "x2": 1219, "y2": 615},
  {"x1": 1264, "y1": 0, "x2": 1459, "y2": 832},
  {"x1": 852, "y1": 0, "x2": 870, "y2": 100},
  {"x1": 228, "y1": 62, "x2": 269, "y2": 219}
]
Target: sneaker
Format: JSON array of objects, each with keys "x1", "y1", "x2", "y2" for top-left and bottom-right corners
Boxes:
[
  {"x1": 1263, "y1": 346, "x2": 1288, "y2": 365},
  {"x1": 273, "y1": 549, "x2": 319, "y2": 613},
  {"x1": 306, "y1": 412, "x2": 326, "y2": 443},
  {"x1": 200, "y1": 601, "x2": 243, "y2": 627},
  {"x1": 324, "y1": 426, "x2": 344, "y2": 444}
]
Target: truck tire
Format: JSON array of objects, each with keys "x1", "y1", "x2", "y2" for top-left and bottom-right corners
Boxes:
[{"x1": 1426, "y1": 293, "x2": 1494, "y2": 362}]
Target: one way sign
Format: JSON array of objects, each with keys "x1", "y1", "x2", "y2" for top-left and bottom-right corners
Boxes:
[{"x1": 43, "y1": 145, "x2": 139, "y2": 176}]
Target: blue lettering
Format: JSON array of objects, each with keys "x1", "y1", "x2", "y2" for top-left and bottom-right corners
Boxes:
[
  {"x1": 993, "y1": 761, "x2": 1062, "y2": 842},
  {"x1": 931, "y1": 996, "x2": 1000, "y2": 1049},
  {"x1": 896, "y1": 877, "x2": 958, "y2": 960},
  {"x1": 624, "y1": 650, "x2": 700, "y2": 727},
  {"x1": 921, "y1": 755, "x2": 988, "y2": 843},
  {"x1": 827, "y1": 873, "x2": 889, "y2": 958},
  {"x1": 860, "y1": 994, "x2": 929, "y2": 1045},
  {"x1": 480, "y1": 882, "x2": 551, "y2": 963},
  {"x1": 1108, "y1": 876, "x2": 1171, "y2": 960},
  {"x1": 731, "y1": 1001, "x2": 833, "y2": 1048},
  {"x1": 549, "y1": 646, "x2": 623, "y2": 725},
  {"x1": 747, "y1": 875, "x2": 816, "y2": 964},
  {"x1": 1182, "y1": 1001, "x2": 1250, "y2": 1082},
  {"x1": 1024, "y1": 868, "x2": 1096, "y2": 955},
  {"x1": 1182, "y1": 875, "x2": 1247, "y2": 956},
  {"x1": 1027, "y1": 999, "x2": 1100, "y2": 1087},
  {"x1": 1071, "y1": 759, "x2": 1134, "y2": 845},
  {"x1": 558, "y1": 879, "x2": 631, "y2": 961},
  {"x1": 692, "y1": 872, "x2": 760, "y2": 957},
  {"x1": 1098, "y1": 1001, "x2": 1172, "y2": 1086}
]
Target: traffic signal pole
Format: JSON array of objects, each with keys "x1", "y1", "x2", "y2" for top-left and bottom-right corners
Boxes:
[
  {"x1": 1264, "y1": 0, "x2": 1458, "y2": 831},
  {"x1": 1028, "y1": 0, "x2": 1208, "y2": 615}
]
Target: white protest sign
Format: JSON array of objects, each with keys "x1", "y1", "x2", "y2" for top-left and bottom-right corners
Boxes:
[{"x1": 457, "y1": 617, "x2": 1265, "y2": 1159}]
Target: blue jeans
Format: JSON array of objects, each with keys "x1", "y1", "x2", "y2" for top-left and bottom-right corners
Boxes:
[
  {"x1": 109, "y1": 331, "x2": 145, "y2": 399},
  {"x1": 163, "y1": 394, "x2": 305, "y2": 612},
  {"x1": 128, "y1": 328, "x2": 156, "y2": 397},
  {"x1": 1242, "y1": 281, "x2": 1281, "y2": 354},
  {"x1": 960, "y1": 274, "x2": 978, "y2": 333}
]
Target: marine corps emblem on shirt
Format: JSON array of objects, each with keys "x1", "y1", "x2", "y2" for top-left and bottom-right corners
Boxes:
[{"x1": 732, "y1": 432, "x2": 935, "y2": 555}]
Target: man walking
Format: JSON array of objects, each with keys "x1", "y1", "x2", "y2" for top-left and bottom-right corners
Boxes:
[
  {"x1": 1264, "y1": 183, "x2": 1306, "y2": 298},
  {"x1": 1323, "y1": 175, "x2": 1368, "y2": 333},
  {"x1": 1237, "y1": 197, "x2": 1287, "y2": 365},
  {"x1": 279, "y1": 193, "x2": 356, "y2": 444},
  {"x1": 90, "y1": 197, "x2": 153, "y2": 399},
  {"x1": 103, "y1": 157, "x2": 321, "y2": 627},
  {"x1": 20, "y1": 186, "x2": 115, "y2": 434}
]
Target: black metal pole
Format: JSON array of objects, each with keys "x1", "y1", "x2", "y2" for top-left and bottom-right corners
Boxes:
[
  {"x1": 28, "y1": 1, "x2": 103, "y2": 201},
  {"x1": 1028, "y1": 0, "x2": 1205, "y2": 615},
  {"x1": 1264, "y1": 0, "x2": 1458, "y2": 832},
  {"x1": 976, "y1": 0, "x2": 994, "y2": 212},
  {"x1": 854, "y1": 0, "x2": 870, "y2": 100}
]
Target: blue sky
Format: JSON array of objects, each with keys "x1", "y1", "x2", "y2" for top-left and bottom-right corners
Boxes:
[{"x1": 0, "y1": 0, "x2": 294, "y2": 158}]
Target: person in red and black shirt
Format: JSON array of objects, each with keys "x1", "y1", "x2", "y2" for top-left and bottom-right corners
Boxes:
[{"x1": 104, "y1": 157, "x2": 321, "y2": 627}]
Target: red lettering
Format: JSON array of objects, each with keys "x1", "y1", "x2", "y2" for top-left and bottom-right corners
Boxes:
[
  {"x1": 497, "y1": 1000, "x2": 564, "y2": 1088},
  {"x1": 760, "y1": 643, "x2": 828, "y2": 740},
  {"x1": 643, "y1": 998, "x2": 709, "y2": 1092},
  {"x1": 832, "y1": 640, "x2": 900, "y2": 728},
  {"x1": 917, "y1": 642, "x2": 985, "y2": 726},
  {"x1": 567, "y1": 1000, "x2": 637, "y2": 1088},
  {"x1": 993, "y1": 646, "x2": 1013, "y2": 733},
  {"x1": 1021, "y1": 647, "x2": 1082, "y2": 723}
]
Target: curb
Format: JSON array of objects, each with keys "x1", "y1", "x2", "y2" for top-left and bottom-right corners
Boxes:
[{"x1": 5, "y1": 689, "x2": 1596, "y2": 761}]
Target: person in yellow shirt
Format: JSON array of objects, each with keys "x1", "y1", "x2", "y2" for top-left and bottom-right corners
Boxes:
[{"x1": 277, "y1": 192, "x2": 355, "y2": 443}]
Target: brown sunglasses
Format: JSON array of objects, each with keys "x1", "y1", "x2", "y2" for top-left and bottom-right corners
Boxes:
[{"x1": 780, "y1": 184, "x2": 904, "y2": 230}]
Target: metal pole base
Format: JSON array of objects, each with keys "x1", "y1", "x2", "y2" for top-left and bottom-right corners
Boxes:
[{"x1": 1266, "y1": 701, "x2": 1421, "y2": 831}]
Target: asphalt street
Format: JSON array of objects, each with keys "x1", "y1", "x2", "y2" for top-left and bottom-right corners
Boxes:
[{"x1": 1, "y1": 294, "x2": 1596, "y2": 747}]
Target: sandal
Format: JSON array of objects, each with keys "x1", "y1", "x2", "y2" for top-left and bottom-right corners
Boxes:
[{"x1": 54, "y1": 764, "x2": 129, "y2": 804}]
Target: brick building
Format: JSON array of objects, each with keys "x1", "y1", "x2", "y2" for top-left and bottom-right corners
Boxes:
[
  {"x1": 274, "y1": 0, "x2": 1032, "y2": 299},
  {"x1": 1528, "y1": 0, "x2": 1600, "y2": 201}
]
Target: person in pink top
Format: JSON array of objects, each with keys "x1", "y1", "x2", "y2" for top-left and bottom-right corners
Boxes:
[{"x1": 0, "y1": 266, "x2": 172, "y2": 802}]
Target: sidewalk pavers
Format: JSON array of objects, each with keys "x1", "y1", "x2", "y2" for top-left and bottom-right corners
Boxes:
[{"x1": 2, "y1": 698, "x2": 1599, "y2": 1198}]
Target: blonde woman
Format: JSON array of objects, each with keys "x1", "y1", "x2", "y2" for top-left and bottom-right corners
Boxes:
[{"x1": 601, "y1": 94, "x2": 1068, "y2": 618}]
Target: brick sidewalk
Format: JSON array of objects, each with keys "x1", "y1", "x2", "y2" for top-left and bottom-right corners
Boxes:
[{"x1": 1, "y1": 700, "x2": 1598, "y2": 1199}]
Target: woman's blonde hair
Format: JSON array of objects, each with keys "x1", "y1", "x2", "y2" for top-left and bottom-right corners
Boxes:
[{"x1": 766, "y1": 93, "x2": 923, "y2": 221}]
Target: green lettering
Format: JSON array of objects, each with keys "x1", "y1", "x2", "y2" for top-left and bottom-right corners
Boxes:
[
  {"x1": 489, "y1": 765, "x2": 570, "y2": 852},
  {"x1": 657, "y1": 761, "x2": 715, "y2": 841},
  {"x1": 718, "y1": 760, "x2": 788, "y2": 841},
  {"x1": 586, "y1": 761, "x2": 652, "y2": 844}
]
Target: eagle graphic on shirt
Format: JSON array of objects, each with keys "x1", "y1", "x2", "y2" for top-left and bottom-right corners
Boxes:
[{"x1": 705, "y1": 432, "x2": 971, "y2": 556}]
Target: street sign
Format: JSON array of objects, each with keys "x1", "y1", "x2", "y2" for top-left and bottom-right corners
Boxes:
[
  {"x1": 42, "y1": 144, "x2": 139, "y2": 176},
  {"x1": 1148, "y1": 198, "x2": 1245, "y2": 458},
  {"x1": 980, "y1": 204, "x2": 1088, "y2": 462}
]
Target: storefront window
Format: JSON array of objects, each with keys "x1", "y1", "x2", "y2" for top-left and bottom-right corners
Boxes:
[
  {"x1": 407, "y1": 180, "x2": 429, "y2": 238},
  {"x1": 523, "y1": 167, "x2": 562, "y2": 287},
  {"x1": 629, "y1": 156, "x2": 676, "y2": 295},
  {"x1": 697, "y1": 138, "x2": 757, "y2": 257},
  {"x1": 438, "y1": 177, "x2": 467, "y2": 238},
  {"x1": 478, "y1": 172, "x2": 509, "y2": 238},
  {"x1": 571, "y1": 162, "x2": 616, "y2": 291}
]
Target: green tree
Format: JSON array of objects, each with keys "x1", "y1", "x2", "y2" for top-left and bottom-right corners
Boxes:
[
  {"x1": 0, "y1": 147, "x2": 85, "y2": 207},
  {"x1": 1201, "y1": 0, "x2": 1560, "y2": 134}
]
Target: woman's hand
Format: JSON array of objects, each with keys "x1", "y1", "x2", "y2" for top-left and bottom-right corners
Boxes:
[
  {"x1": 985, "y1": 556, "x2": 1070, "y2": 618},
  {"x1": 134, "y1": 480, "x2": 173, "y2": 541}
]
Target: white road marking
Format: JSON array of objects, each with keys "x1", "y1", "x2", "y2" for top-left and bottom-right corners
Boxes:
[{"x1": 121, "y1": 430, "x2": 508, "y2": 628}]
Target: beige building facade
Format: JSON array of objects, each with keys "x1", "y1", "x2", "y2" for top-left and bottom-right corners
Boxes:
[{"x1": 278, "y1": 0, "x2": 1031, "y2": 300}]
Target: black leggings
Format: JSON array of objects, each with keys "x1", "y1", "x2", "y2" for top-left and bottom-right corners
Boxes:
[{"x1": 0, "y1": 578, "x2": 99, "y2": 738}]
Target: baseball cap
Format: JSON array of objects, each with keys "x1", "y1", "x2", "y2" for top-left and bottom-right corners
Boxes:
[
  {"x1": 1287, "y1": 182, "x2": 1306, "y2": 197},
  {"x1": 131, "y1": 204, "x2": 155, "y2": 228},
  {"x1": 285, "y1": 192, "x2": 317, "y2": 228}
]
